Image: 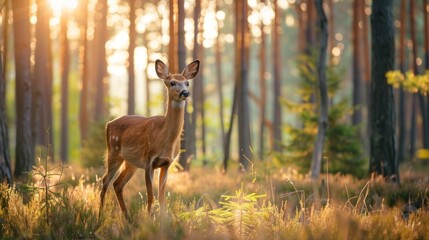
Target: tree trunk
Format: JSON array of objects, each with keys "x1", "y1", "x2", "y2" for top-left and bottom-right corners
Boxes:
[
  {"x1": 409, "y1": 0, "x2": 418, "y2": 160},
  {"x1": 397, "y1": 0, "x2": 407, "y2": 163},
  {"x1": 272, "y1": 0, "x2": 282, "y2": 152},
  {"x1": 2, "y1": 0, "x2": 8, "y2": 83},
  {"x1": 128, "y1": 0, "x2": 136, "y2": 115},
  {"x1": 215, "y1": 0, "x2": 226, "y2": 163},
  {"x1": 259, "y1": 16, "x2": 267, "y2": 160},
  {"x1": 79, "y1": 0, "x2": 89, "y2": 142},
  {"x1": 34, "y1": 0, "x2": 53, "y2": 150},
  {"x1": 178, "y1": 0, "x2": 189, "y2": 170},
  {"x1": 352, "y1": 0, "x2": 362, "y2": 127},
  {"x1": 93, "y1": 0, "x2": 108, "y2": 122},
  {"x1": 12, "y1": 0, "x2": 34, "y2": 177},
  {"x1": 0, "y1": 19, "x2": 12, "y2": 184},
  {"x1": 310, "y1": 0, "x2": 328, "y2": 179},
  {"x1": 419, "y1": 0, "x2": 429, "y2": 149},
  {"x1": 60, "y1": 10, "x2": 70, "y2": 163},
  {"x1": 422, "y1": 0, "x2": 429, "y2": 149},
  {"x1": 236, "y1": 0, "x2": 252, "y2": 170},
  {"x1": 369, "y1": 0, "x2": 397, "y2": 181},
  {"x1": 168, "y1": 0, "x2": 178, "y2": 73}
]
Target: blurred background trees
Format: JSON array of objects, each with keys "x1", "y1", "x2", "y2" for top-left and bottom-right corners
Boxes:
[{"x1": 0, "y1": 0, "x2": 428, "y2": 181}]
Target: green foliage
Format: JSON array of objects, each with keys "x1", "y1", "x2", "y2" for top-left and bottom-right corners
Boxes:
[
  {"x1": 279, "y1": 55, "x2": 365, "y2": 177},
  {"x1": 386, "y1": 70, "x2": 429, "y2": 94},
  {"x1": 81, "y1": 121, "x2": 106, "y2": 168}
]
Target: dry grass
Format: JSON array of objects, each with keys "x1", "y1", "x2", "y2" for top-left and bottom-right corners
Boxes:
[{"x1": 0, "y1": 162, "x2": 428, "y2": 239}]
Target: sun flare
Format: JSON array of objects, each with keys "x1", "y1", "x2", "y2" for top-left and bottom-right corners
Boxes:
[{"x1": 48, "y1": 0, "x2": 78, "y2": 15}]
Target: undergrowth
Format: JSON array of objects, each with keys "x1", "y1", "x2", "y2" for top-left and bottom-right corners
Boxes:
[{"x1": 0, "y1": 162, "x2": 428, "y2": 239}]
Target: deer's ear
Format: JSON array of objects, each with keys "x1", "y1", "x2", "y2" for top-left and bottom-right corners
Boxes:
[
  {"x1": 182, "y1": 60, "x2": 200, "y2": 79},
  {"x1": 155, "y1": 59, "x2": 170, "y2": 79}
]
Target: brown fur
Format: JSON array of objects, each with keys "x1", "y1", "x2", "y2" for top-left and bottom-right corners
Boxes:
[{"x1": 99, "y1": 59, "x2": 200, "y2": 219}]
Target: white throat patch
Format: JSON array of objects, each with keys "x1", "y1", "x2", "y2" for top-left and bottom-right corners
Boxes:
[{"x1": 171, "y1": 100, "x2": 185, "y2": 109}]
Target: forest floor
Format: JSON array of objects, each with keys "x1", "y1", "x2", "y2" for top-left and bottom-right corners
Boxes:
[{"x1": 0, "y1": 160, "x2": 428, "y2": 239}]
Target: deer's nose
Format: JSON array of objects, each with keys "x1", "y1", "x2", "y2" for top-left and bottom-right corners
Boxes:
[{"x1": 179, "y1": 90, "x2": 190, "y2": 98}]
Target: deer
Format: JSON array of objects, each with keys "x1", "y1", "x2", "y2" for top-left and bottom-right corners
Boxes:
[{"x1": 99, "y1": 59, "x2": 200, "y2": 219}]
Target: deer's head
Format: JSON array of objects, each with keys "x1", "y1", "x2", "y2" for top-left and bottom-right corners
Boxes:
[{"x1": 155, "y1": 59, "x2": 200, "y2": 104}]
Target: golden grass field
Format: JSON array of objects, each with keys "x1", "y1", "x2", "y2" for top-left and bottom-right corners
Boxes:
[{"x1": 0, "y1": 161, "x2": 428, "y2": 239}]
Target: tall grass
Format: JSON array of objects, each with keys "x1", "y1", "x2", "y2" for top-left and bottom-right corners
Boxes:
[{"x1": 0, "y1": 162, "x2": 428, "y2": 239}]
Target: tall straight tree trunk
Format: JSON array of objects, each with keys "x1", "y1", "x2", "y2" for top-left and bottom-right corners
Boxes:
[
  {"x1": 34, "y1": 0, "x2": 53, "y2": 150},
  {"x1": 259, "y1": 17, "x2": 267, "y2": 160},
  {"x1": 12, "y1": 0, "x2": 33, "y2": 177},
  {"x1": 93, "y1": 0, "x2": 108, "y2": 122},
  {"x1": 361, "y1": 0, "x2": 371, "y2": 158},
  {"x1": 397, "y1": 0, "x2": 407, "y2": 163},
  {"x1": 0, "y1": 22, "x2": 12, "y2": 184},
  {"x1": 178, "y1": 0, "x2": 189, "y2": 170},
  {"x1": 2, "y1": 0, "x2": 8, "y2": 83},
  {"x1": 352, "y1": 0, "x2": 363, "y2": 127},
  {"x1": 272, "y1": 0, "x2": 282, "y2": 152},
  {"x1": 79, "y1": 0, "x2": 89, "y2": 142},
  {"x1": 425, "y1": 0, "x2": 429, "y2": 72},
  {"x1": 369, "y1": 0, "x2": 397, "y2": 180},
  {"x1": 168, "y1": 0, "x2": 178, "y2": 73},
  {"x1": 236, "y1": 0, "x2": 252, "y2": 170},
  {"x1": 189, "y1": 0, "x2": 201, "y2": 169},
  {"x1": 409, "y1": 0, "x2": 418, "y2": 158},
  {"x1": 215, "y1": 0, "x2": 226, "y2": 163},
  {"x1": 310, "y1": 0, "x2": 328, "y2": 179},
  {"x1": 127, "y1": 0, "x2": 136, "y2": 115},
  {"x1": 60, "y1": 10, "x2": 70, "y2": 163},
  {"x1": 422, "y1": 0, "x2": 429, "y2": 149}
]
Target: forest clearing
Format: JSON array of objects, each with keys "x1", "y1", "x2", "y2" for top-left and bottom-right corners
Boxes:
[{"x1": 1, "y1": 0, "x2": 429, "y2": 239}]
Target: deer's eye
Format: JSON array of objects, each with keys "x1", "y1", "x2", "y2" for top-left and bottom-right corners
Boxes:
[
  {"x1": 186, "y1": 81, "x2": 189, "y2": 87},
  {"x1": 170, "y1": 81, "x2": 176, "y2": 86}
]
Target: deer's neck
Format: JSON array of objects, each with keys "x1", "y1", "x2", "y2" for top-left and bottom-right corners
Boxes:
[{"x1": 163, "y1": 97, "x2": 185, "y2": 144}]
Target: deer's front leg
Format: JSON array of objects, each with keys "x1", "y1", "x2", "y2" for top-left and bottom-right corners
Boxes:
[
  {"x1": 158, "y1": 166, "x2": 169, "y2": 213},
  {"x1": 145, "y1": 167, "x2": 154, "y2": 213}
]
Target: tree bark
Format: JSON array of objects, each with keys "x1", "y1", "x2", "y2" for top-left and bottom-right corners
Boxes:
[
  {"x1": 352, "y1": 0, "x2": 363, "y2": 127},
  {"x1": 127, "y1": 0, "x2": 136, "y2": 115},
  {"x1": 422, "y1": 0, "x2": 429, "y2": 149},
  {"x1": 34, "y1": 0, "x2": 53, "y2": 150},
  {"x1": 397, "y1": 0, "x2": 407, "y2": 163},
  {"x1": 259, "y1": 15, "x2": 267, "y2": 160},
  {"x1": 79, "y1": 0, "x2": 89, "y2": 142},
  {"x1": 409, "y1": 0, "x2": 418, "y2": 159},
  {"x1": 178, "y1": 0, "x2": 189, "y2": 170},
  {"x1": 215, "y1": 0, "x2": 226, "y2": 163},
  {"x1": 369, "y1": 0, "x2": 397, "y2": 181},
  {"x1": 168, "y1": 0, "x2": 178, "y2": 73},
  {"x1": 60, "y1": 10, "x2": 70, "y2": 163},
  {"x1": 272, "y1": 0, "x2": 282, "y2": 152},
  {"x1": 93, "y1": 0, "x2": 108, "y2": 122},
  {"x1": 12, "y1": 0, "x2": 34, "y2": 177},
  {"x1": 310, "y1": 0, "x2": 328, "y2": 179},
  {"x1": 0, "y1": 10, "x2": 12, "y2": 184},
  {"x1": 236, "y1": 0, "x2": 252, "y2": 170}
]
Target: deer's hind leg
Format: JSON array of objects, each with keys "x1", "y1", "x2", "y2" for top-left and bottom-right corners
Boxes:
[
  {"x1": 113, "y1": 162, "x2": 137, "y2": 219},
  {"x1": 100, "y1": 152, "x2": 124, "y2": 215}
]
